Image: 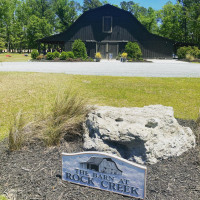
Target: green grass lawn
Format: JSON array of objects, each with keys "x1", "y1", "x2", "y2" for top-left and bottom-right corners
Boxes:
[
  {"x1": 0, "y1": 53, "x2": 31, "y2": 62},
  {"x1": 0, "y1": 72, "x2": 200, "y2": 141}
]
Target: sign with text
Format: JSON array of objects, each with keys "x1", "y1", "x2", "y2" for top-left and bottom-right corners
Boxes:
[{"x1": 62, "y1": 152, "x2": 147, "y2": 199}]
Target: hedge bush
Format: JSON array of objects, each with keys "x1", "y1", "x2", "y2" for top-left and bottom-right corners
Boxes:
[
  {"x1": 31, "y1": 49, "x2": 39, "y2": 59},
  {"x1": 125, "y1": 42, "x2": 142, "y2": 59},
  {"x1": 177, "y1": 46, "x2": 188, "y2": 59},
  {"x1": 66, "y1": 51, "x2": 74, "y2": 59},
  {"x1": 53, "y1": 51, "x2": 60, "y2": 58},
  {"x1": 60, "y1": 52, "x2": 68, "y2": 60},
  {"x1": 46, "y1": 52, "x2": 54, "y2": 60},
  {"x1": 72, "y1": 39, "x2": 87, "y2": 59},
  {"x1": 60, "y1": 51, "x2": 75, "y2": 60},
  {"x1": 177, "y1": 46, "x2": 200, "y2": 59},
  {"x1": 190, "y1": 46, "x2": 200, "y2": 58}
]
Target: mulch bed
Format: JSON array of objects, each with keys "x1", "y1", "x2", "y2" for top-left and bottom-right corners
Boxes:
[
  {"x1": 30, "y1": 59, "x2": 94, "y2": 62},
  {"x1": 127, "y1": 60, "x2": 152, "y2": 63},
  {"x1": 0, "y1": 120, "x2": 199, "y2": 200}
]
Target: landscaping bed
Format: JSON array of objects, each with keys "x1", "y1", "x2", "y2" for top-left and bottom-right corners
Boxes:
[
  {"x1": 30, "y1": 58, "x2": 94, "y2": 62},
  {"x1": 0, "y1": 119, "x2": 199, "y2": 200},
  {"x1": 127, "y1": 59, "x2": 152, "y2": 63}
]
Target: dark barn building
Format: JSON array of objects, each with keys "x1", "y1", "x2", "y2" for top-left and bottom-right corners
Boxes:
[
  {"x1": 40, "y1": 4, "x2": 174, "y2": 59},
  {"x1": 80, "y1": 157, "x2": 122, "y2": 175}
]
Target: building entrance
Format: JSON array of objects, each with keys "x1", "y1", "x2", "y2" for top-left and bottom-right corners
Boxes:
[{"x1": 97, "y1": 42, "x2": 118, "y2": 59}]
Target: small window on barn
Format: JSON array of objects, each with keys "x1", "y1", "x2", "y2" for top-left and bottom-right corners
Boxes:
[{"x1": 103, "y1": 16, "x2": 112, "y2": 33}]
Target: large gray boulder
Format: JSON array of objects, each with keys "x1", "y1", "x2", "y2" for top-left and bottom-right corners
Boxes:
[{"x1": 83, "y1": 105, "x2": 196, "y2": 164}]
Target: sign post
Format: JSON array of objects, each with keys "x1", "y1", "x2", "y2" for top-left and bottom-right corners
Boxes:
[{"x1": 62, "y1": 152, "x2": 147, "y2": 199}]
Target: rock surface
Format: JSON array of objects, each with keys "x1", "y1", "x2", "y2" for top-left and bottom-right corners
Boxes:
[{"x1": 83, "y1": 105, "x2": 196, "y2": 164}]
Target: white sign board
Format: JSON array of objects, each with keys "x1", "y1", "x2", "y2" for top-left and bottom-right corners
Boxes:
[{"x1": 62, "y1": 152, "x2": 147, "y2": 199}]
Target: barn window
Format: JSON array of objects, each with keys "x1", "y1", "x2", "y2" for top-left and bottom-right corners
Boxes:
[{"x1": 103, "y1": 16, "x2": 112, "y2": 33}]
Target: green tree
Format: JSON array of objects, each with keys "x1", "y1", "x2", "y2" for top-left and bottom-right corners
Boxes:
[
  {"x1": 27, "y1": 15, "x2": 53, "y2": 49},
  {"x1": 121, "y1": 1, "x2": 159, "y2": 34},
  {"x1": 0, "y1": 38, "x2": 5, "y2": 52},
  {"x1": 158, "y1": 2, "x2": 185, "y2": 42},
  {"x1": 53, "y1": 0, "x2": 81, "y2": 32},
  {"x1": 0, "y1": 0, "x2": 7, "y2": 51},
  {"x1": 120, "y1": 1, "x2": 135, "y2": 12},
  {"x1": 83, "y1": 0, "x2": 102, "y2": 12},
  {"x1": 0, "y1": 0, "x2": 17, "y2": 51}
]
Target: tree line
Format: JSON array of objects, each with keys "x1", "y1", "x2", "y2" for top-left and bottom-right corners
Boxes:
[{"x1": 0, "y1": 0, "x2": 199, "y2": 52}]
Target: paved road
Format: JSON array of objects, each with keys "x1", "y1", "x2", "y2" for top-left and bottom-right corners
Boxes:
[{"x1": 0, "y1": 60, "x2": 200, "y2": 77}]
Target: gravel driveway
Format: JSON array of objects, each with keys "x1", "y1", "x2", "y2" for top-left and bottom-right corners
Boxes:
[{"x1": 0, "y1": 60, "x2": 200, "y2": 77}]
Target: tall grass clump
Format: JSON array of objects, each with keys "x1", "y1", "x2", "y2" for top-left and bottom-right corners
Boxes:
[
  {"x1": 8, "y1": 111, "x2": 25, "y2": 151},
  {"x1": 42, "y1": 90, "x2": 89, "y2": 146}
]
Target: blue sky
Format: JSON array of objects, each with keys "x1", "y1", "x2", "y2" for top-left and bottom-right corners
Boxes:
[{"x1": 78, "y1": 0, "x2": 177, "y2": 10}]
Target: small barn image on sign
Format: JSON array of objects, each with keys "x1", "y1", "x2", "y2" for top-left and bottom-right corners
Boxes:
[{"x1": 80, "y1": 157, "x2": 122, "y2": 175}]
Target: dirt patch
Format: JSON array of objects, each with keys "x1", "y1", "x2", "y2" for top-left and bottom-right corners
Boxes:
[{"x1": 0, "y1": 120, "x2": 199, "y2": 200}]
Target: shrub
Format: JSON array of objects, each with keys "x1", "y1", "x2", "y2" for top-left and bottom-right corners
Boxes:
[
  {"x1": 53, "y1": 51, "x2": 60, "y2": 58},
  {"x1": 72, "y1": 39, "x2": 87, "y2": 59},
  {"x1": 66, "y1": 51, "x2": 74, "y2": 59},
  {"x1": 190, "y1": 46, "x2": 200, "y2": 58},
  {"x1": 42, "y1": 90, "x2": 90, "y2": 146},
  {"x1": 186, "y1": 54, "x2": 195, "y2": 62},
  {"x1": 31, "y1": 49, "x2": 39, "y2": 59},
  {"x1": 46, "y1": 52, "x2": 54, "y2": 60},
  {"x1": 177, "y1": 46, "x2": 187, "y2": 59},
  {"x1": 60, "y1": 51, "x2": 75, "y2": 60},
  {"x1": 36, "y1": 55, "x2": 44, "y2": 60},
  {"x1": 177, "y1": 46, "x2": 200, "y2": 59},
  {"x1": 9, "y1": 111, "x2": 25, "y2": 151},
  {"x1": 60, "y1": 52, "x2": 68, "y2": 60},
  {"x1": 125, "y1": 42, "x2": 142, "y2": 59}
]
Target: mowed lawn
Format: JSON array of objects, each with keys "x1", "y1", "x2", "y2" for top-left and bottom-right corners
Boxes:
[
  {"x1": 0, "y1": 53, "x2": 31, "y2": 62},
  {"x1": 0, "y1": 72, "x2": 200, "y2": 141}
]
